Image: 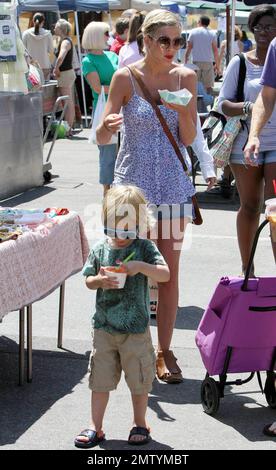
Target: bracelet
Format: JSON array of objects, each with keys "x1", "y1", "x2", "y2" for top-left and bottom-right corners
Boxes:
[
  {"x1": 243, "y1": 101, "x2": 252, "y2": 116},
  {"x1": 103, "y1": 120, "x2": 112, "y2": 133}
]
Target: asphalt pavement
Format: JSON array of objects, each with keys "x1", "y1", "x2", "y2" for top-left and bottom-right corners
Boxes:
[{"x1": 1, "y1": 129, "x2": 276, "y2": 450}]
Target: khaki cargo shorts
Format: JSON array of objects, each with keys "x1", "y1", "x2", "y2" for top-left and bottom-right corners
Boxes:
[
  {"x1": 88, "y1": 327, "x2": 156, "y2": 395},
  {"x1": 193, "y1": 61, "x2": 214, "y2": 89}
]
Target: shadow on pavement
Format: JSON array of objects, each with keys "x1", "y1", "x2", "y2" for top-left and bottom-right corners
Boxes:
[
  {"x1": 98, "y1": 438, "x2": 173, "y2": 451},
  {"x1": 150, "y1": 306, "x2": 204, "y2": 331},
  {"x1": 212, "y1": 385, "x2": 276, "y2": 443},
  {"x1": 0, "y1": 185, "x2": 56, "y2": 206},
  {"x1": 0, "y1": 336, "x2": 88, "y2": 446},
  {"x1": 148, "y1": 378, "x2": 202, "y2": 422}
]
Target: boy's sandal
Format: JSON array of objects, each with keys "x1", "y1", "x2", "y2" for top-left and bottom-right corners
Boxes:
[
  {"x1": 150, "y1": 301, "x2": 157, "y2": 313},
  {"x1": 156, "y1": 350, "x2": 183, "y2": 384},
  {"x1": 263, "y1": 423, "x2": 276, "y2": 437},
  {"x1": 128, "y1": 426, "x2": 151, "y2": 446},
  {"x1": 74, "y1": 429, "x2": 105, "y2": 448}
]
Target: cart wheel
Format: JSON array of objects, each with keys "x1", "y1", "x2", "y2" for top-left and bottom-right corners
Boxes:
[
  {"x1": 43, "y1": 171, "x2": 52, "y2": 183},
  {"x1": 201, "y1": 377, "x2": 220, "y2": 415},
  {"x1": 265, "y1": 374, "x2": 276, "y2": 409}
]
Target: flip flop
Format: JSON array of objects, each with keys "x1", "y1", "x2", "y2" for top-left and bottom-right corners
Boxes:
[
  {"x1": 128, "y1": 426, "x2": 151, "y2": 446},
  {"x1": 74, "y1": 429, "x2": 105, "y2": 448},
  {"x1": 263, "y1": 423, "x2": 276, "y2": 437}
]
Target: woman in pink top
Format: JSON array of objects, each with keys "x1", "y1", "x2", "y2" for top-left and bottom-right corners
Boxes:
[{"x1": 118, "y1": 12, "x2": 146, "y2": 68}]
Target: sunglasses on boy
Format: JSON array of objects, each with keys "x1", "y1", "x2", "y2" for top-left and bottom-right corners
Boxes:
[
  {"x1": 104, "y1": 226, "x2": 139, "y2": 239},
  {"x1": 149, "y1": 35, "x2": 185, "y2": 50}
]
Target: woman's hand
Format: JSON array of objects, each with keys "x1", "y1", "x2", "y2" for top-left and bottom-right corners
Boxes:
[
  {"x1": 103, "y1": 113, "x2": 123, "y2": 133},
  {"x1": 53, "y1": 67, "x2": 60, "y2": 78},
  {"x1": 206, "y1": 177, "x2": 216, "y2": 191},
  {"x1": 161, "y1": 99, "x2": 190, "y2": 115},
  {"x1": 243, "y1": 136, "x2": 260, "y2": 166}
]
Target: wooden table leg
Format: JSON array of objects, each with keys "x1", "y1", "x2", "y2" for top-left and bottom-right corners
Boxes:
[
  {"x1": 57, "y1": 282, "x2": 65, "y2": 348},
  {"x1": 27, "y1": 305, "x2": 32, "y2": 383},
  {"x1": 19, "y1": 307, "x2": 25, "y2": 386}
]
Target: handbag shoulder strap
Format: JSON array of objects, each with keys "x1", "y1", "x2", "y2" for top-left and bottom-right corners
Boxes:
[
  {"x1": 127, "y1": 65, "x2": 189, "y2": 176},
  {"x1": 237, "y1": 52, "x2": 246, "y2": 102}
]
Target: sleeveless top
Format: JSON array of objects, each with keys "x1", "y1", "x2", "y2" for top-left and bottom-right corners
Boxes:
[
  {"x1": 113, "y1": 69, "x2": 196, "y2": 205},
  {"x1": 55, "y1": 37, "x2": 73, "y2": 71}
]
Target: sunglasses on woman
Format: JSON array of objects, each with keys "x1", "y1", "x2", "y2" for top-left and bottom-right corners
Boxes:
[
  {"x1": 104, "y1": 226, "x2": 139, "y2": 239},
  {"x1": 104, "y1": 31, "x2": 109, "y2": 37},
  {"x1": 149, "y1": 35, "x2": 185, "y2": 50}
]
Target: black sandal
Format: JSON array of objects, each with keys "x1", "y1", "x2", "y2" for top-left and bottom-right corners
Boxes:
[
  {"x1": 150, "y1": 301, "x2": 157, "y2": 313},
  {"x1": 263, "y1": 423, "x2": 276, "y2": 437},
  {"x1": 128, "y1": 426, "x2": 151, "y2": 446},
  {"x1": 74, "y1": 429, "x2": 105, "y2": 448}
]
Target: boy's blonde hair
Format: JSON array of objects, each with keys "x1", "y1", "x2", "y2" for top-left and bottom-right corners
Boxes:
[
  {"x1": 82, "y1": 21, "x2": 110, "y2": 50},
  {"x1": 102, "y1": 185, "x2": 155, "y2": 235},
  {"x1": 142, "y1": 9, "x2": 181, "y2": 38}
]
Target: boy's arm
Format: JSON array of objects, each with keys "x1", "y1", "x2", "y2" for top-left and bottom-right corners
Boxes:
[
  {"x1": 86, "y1": 267, "x2": 119, "y2": 290},
  {"x1": 124, "y1": 261, "x2": 170, "y2": 283}
]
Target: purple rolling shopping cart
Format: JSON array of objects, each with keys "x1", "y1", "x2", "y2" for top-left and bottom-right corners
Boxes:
[{"x1": 196, "y1": 219, "x2": 276, "y2": 415}]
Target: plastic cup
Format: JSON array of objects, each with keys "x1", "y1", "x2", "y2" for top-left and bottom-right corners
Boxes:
[
  {"x1": 104, "y1": 266, "x2": 127, "y2": 289},
  {"x1": 265, "y1": 198, "x2": 276, "y2": 241}
]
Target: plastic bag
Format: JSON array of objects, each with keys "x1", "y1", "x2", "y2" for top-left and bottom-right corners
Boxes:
[{"x1": 89, "y1": 86, "x2": 117, "y2": 145}]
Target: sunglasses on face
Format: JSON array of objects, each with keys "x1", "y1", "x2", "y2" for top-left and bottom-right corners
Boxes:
[
  {"x1": 104, "y1": 226, "x2": 139, "y2": 239},
  {"x1": 104, "y1": 31, "x2": 109, "y2": 37},
  {"x1": 253, "y1": 25, "x2": 276, "y2": 33},
  {"x1": 149, "y1": 35, "x2": 185, "y2": 50}
]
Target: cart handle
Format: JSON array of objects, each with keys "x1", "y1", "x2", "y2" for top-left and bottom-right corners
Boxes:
[{"x1": 241, "y1": 219, "x2": 269, "y2": 291}]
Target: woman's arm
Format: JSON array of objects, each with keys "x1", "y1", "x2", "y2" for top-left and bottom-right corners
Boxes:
[
  {"x1": 53, "y1": 39, "x2": 71, "y2": 77},
  {"x1": 178, "y1": 68, "x2": 197, "y2": 146},
  {"x1": 96, "y1": 68, "x2": 130, "y2": 145},
  {"x1": 85, "y1": 71, "x2": 109, "y2": 95},
  {"x1": 217, "y1": 55, "x2": 246, "y2": 117}
]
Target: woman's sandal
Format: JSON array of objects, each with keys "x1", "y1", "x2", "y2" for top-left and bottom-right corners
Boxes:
[
  {"x1": 150, "y1": 301, "x2": 157, "y2": 315},
  {"x1": 156, "y1": 350, "x2": 183, "y2": 384},
  {"x1": 263, "y1": 422, "x2": 276, "y2": 437},
  {"x1": 74, "y1": 429, "x2": 105, "y2": 448},
  {"x1": 128, "y1": 426, "x2": 151, "y2": 445}
]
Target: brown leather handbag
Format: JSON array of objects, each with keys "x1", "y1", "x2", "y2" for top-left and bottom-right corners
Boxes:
[{"x1": 128, "y1": 66, "x2": 203, "y2": 226}]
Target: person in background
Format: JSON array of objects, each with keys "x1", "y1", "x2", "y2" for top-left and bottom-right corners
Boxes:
[
  {"x1": 74, "y1": 185, "x2": 170, "y2": 448},
  {"x1": 118, "y1": 12, "x2": 146, "y2": 68},
  {"x1": 218, "y1": 25, "x2": 244, "y2": 75},
  {"x1": 53, "y1": 19, "x2": 76, "y2": 137},
  {"x1": 82, "y1": 21, "x2": 118, "y2": 196},
  {"x1": 122, "y1": 9, "x2": 138, "y2": 19},
  {"x1": 241, "y1": 30, "x2": 253, "y2": 53},
  {"x1": 97, "y1": 9, "x2": 199, "y2": 384},
  {"x1": 184, "y1": 15, "x2": 220, "y2": 94},
  {"x1": 110, "y1": 17, "x2": 130, "y2": 55},
  {"x1": 22, "y1": 12, "x2": 53, "y2": 81},
  {"x1": 218, "y1": 4, "x2": 276, "y2": 277}
]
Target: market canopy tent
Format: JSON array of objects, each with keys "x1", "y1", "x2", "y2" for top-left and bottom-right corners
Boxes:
[{"x1": 17, "y1": 0, "x2": 109, "y2": 11}]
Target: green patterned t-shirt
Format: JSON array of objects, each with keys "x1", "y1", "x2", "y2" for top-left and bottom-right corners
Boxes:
[{"x1": 82, "y1": 238, "x2": 166, "y2": 335}]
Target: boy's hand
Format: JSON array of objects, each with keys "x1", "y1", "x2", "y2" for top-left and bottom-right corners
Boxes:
[
  {"x1": 97, "y1": 267, "x2": 119, "y2": 289},
  {"x1": 123, "y1": 261, "x2": 142, "y2": 276}
]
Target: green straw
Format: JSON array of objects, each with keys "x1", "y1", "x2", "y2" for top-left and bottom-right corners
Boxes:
[{"x1": 115, "y1": 250, "x2": 136, "y2": 269}]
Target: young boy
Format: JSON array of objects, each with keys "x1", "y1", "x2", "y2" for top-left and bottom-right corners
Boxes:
[{"x1": 74, "y1": 185, "x2": 170, "y2": 448}]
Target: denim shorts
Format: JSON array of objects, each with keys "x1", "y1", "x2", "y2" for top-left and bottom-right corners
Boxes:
[
  {"x1": 149, "y1": 200, "x2": 193, "y2": 221},
  {"x1": 231, "y1": 150, "x2": 276, "y2": 165},
  {"x1": 98, "y1": 144, "x2": 117, "y2": 185}
]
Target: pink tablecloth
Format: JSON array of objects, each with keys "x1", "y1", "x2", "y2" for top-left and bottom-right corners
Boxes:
[{"x1": 0, "y1": 212, "x2": 89, "y2": 320}]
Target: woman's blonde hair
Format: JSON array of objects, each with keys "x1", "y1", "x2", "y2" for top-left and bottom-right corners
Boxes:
[
  {"x1": 102, "y1": 185, "x2": 155, "y2": 234},
  {"x1": 56, "y1": 19, "x2": 72, "y2": 36},
  {"x1": 142, "y1": 9, "x2": 181, "y2": 38},
  {"x1": 82, "y1": 21, "x2": 110, "y2": 50}
]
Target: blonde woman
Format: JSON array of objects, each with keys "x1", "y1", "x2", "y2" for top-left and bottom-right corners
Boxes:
[
  {"x1": 74, "y1": 185, "x2": 169, "y2": 448},
  {"x1": 54, "y1": 19, "x2": 76, "y2": 136},
  {"x1": 97, "y1": 10, "x2": 201, "y2": 384},
  {"x1": 82, "y1": 22, "x2": 118, "y2": 195}
]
